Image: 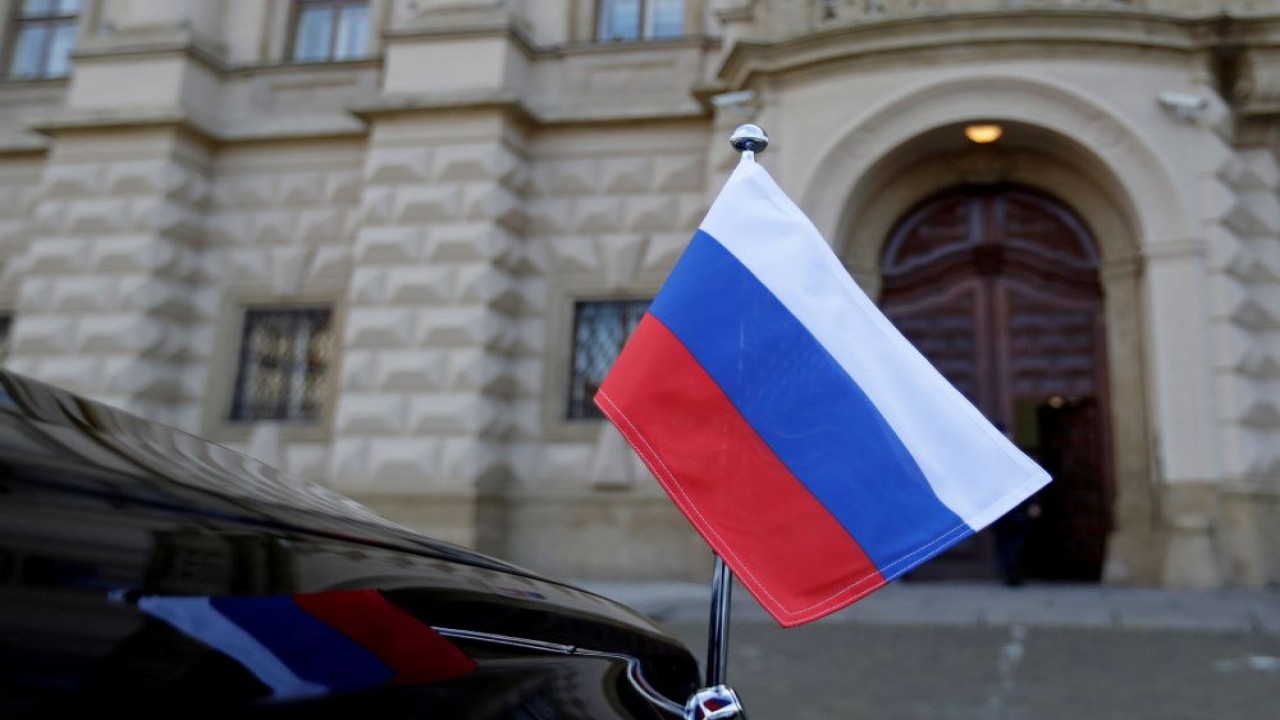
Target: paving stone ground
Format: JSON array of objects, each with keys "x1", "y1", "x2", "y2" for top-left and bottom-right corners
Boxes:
[{"x1": 581, "y1": 581, "x2": 1280, "y2": 719}]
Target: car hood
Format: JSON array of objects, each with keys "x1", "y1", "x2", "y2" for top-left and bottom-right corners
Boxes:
[{"x1": 0, "y1": 370, "x2": 699, "y2": 714}]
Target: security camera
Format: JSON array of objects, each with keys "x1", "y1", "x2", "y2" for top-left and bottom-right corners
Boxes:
[
  {"x1": 1157, "y1": 91, "x2": 1208, "y2": 123},
  {"x1": 709, "y1": 90, "x2": 759, "y2": 118},
  {"x1": 710, "y1": 90, "x2": 758, "y2": 108},
  {"x1": 1157, "y1": 91, "x2": 1207, "y2": 111}
]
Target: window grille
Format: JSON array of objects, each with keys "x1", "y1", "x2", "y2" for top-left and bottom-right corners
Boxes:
[
  {"x1": 567, "y1": 299, "x2": 649, "y2": 420},
  {"x1": 229, "y1": 307, "x2": 333, "y2": 423},
  {"x1": 6, "y1": 0, "x2": 79, "y2": 79},
  {"x1": 596, "y1": 0, "x2": 684, "y2": 42},
  {"x1": 291, "y1": 0, "x2": 369, "y2": 62}
]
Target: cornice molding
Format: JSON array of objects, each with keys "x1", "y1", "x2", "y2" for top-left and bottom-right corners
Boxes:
[
  {"x1": 73, "y1": 31, "x2": 230, "y2": 75},
  {"x1": 25, "y1": 105, "x2": 373, "y2": 145},
  {"x1": 25, "y1": 106, "x2": 220, "y2": 146},
  {"x1": 382, "y1": 10, "x2": 540, "y2": 60},
  {"x1": 349, "y1": 90, "x2": 535, "y2": 125},
  {"x1": 349, "y1": 89, "x2": 709, "y2": 127},
  {"x1": 716, "y1": 9, "x2": 1249, "y2": 88}
]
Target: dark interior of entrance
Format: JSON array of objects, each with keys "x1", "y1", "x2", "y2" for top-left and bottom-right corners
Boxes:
[{"x1": 879, "y1": 185, "x2": 1113, "y2": 582}]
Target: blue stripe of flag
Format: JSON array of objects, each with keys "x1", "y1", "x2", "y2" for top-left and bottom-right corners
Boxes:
[
  {"x1": 649, "y1": 230, "x2": 970, "y2": 576},
  {"x1": 211, "y1": 596, "x2": 395, "y2": 691}
]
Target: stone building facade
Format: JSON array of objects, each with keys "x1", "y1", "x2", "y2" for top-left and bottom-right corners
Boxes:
[{"x1": 0, "y1": 0, "x2": 1277, "y2": 588}]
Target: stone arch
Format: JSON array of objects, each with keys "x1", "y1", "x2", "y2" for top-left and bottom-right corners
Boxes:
[
  {"x1": 790, "y1": 76, "x2": 1178, "y2": 583},
  {"x1": 839, "y1": 143, "x2": 1136, "y2": 296},
  {"x1": 797, "y1": 74, "x2": 1190, "y2": 261}
]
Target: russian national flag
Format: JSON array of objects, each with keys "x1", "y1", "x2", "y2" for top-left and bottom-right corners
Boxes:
[
  {"x1": 595, "y1": 157, "x2": 1050, "y2": 627},
  {"x1": 138, "y1": 590, "x2": 476, "y2": 699}
]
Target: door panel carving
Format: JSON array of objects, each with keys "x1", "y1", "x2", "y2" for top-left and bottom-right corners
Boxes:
[{"x1": 884, "y1": 279, "x2": 985, "y2": 407}]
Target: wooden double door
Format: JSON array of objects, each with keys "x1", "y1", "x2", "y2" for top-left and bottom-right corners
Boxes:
[{"x1": 880, "y1": 186, "x2": 1113, "y2": 581}]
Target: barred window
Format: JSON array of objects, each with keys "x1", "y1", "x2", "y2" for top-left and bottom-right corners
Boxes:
[
  {"x1": 0, "y1": 314, "x2": 10, "y2": 360},
  {"x1": 568, "y1": 299, "x2": 649, "y2": 420},
  {"x1": 596, "y1": 0, "x2": 684, "y2": 42},
  {"x1": 291, "y1": 0, "x2": 369, "y2": 62},
  {"x1": 229, "y1": 307, "x2": 333, "y2": 423},
  {"x1": 6, "y1": 0, "x2": 80, "y2": 79}
]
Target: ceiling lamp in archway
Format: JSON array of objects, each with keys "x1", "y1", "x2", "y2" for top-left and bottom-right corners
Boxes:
[{"x1": 964, "y1": 124, "x2": 1003, "y2": 144}]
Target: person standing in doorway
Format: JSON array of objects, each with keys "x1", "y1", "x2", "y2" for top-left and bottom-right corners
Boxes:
[{"x1": 992, "y1": 423, "x2": 1042, "y2": 586}]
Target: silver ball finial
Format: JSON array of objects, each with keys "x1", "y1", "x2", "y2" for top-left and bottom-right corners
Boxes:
[{"x1": 730, "y1": 124, "x2": 769, "y2": 155}]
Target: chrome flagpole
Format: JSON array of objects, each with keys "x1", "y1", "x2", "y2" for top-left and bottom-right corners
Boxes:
[
  {"x1": 706, "y1": 555, "x2": 733, "y2": 687},
  {"x1": 685, "y1": 555, "x2": 746, "y2": 719},
  {"x1": 683, "y1": 124, "x2": 769, "y2": 720}
]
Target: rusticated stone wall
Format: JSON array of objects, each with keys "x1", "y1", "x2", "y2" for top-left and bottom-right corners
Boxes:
[
  {"x1": 1214, "y1": 148, "x2": 1280, "y2": 585},
  {"x1": 0, "y1": 0, "x2": 1278, "y2": 589},
  {"x1": 503, "y1": 123, "x2": 717, "y2": 580},
  {"x1": 0, "y1": 158, "x2": 41, "y2": 313},
  {"x1": 201, "y1": 141, "x2": 367, "y2": 480},
  {"x1": 327, "y1": 110, "x2": 526, "y2": 553},
  {"x1": 6, "y1": 130, "x2": 213, "y2": 433}
]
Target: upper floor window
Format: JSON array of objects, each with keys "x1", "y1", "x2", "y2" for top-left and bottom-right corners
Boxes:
[
  {"x1": 6, "y1": 0, "x2": 79, "y2": 79},
  {"x1": 229, "y1": 307, "x2": 334, "y2": 423},
  {"x1": 291, "y1": 0, "x2": 368, "y2": 62},
  {"x1": 567, "y1": 299, "x2": 649, "y2": 420},
  {"x1": 597, "y1": 0, "x2": 684, "y2": 42}
]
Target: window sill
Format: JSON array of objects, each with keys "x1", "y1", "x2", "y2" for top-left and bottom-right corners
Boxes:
[
  {"x1": 206, "y1": 420, "x2": 333, "y2": 445},
  {"x1": 543, "y1": 416, "x2": 611, "y2": 444},
  {"x1": 228, "y1": 55, "x2": 382, "y2": 77},
  {"x1": 564, "y1": 34, "x2": 717, "y2": 54},
  {"x1": 0, "y1": 73, "x2": 70, "y2": 85}
]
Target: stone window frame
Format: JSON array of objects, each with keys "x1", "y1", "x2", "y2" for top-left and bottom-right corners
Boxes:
[
  {"x1": 261, "y1": 0, "x2": 389, "y2": 65},
  {"x1": 595, "y1": 0, "x2": 685, "y2": 42},
  {"x1": 204, "y1": 292, "x2": 346, "y2": 444},
  {"x1": 543, "y1": 282, "x2": 659, "y2": 443},
  {"x1": 286, "y1": 0, "x2": 370, "y2": 63},
  {"x1": 570, "y1": 0, "x2": 705, "y2": 44},
  {"x1": 1, "y1": 0, "x2": 81, "y2": 79}
]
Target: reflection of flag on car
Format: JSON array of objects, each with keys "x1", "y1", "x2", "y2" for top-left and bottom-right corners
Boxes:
[
  {"x1": 139, "y1": 589, "x2": 475, "y2": 699},
  {"x1": 594, "y1": 156, "x2": 1050, "y2": 627}
]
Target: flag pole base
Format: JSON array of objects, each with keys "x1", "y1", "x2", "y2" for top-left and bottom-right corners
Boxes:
[
  {"x1": 683, "y1": 555, "x2": 748, "y2": 718},
  {"x1": 684, "y1": 684, "x2": 746, "y2": 720}
]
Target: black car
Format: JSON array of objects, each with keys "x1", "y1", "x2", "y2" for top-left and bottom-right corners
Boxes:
[{"x1": 0, "y1": 370, "x2": 701, "y2": 717}]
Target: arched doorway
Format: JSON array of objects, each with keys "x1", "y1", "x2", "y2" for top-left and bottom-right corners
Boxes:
[{"x1": 881, "y1": 185, "x2": 1113, "y2": 581}]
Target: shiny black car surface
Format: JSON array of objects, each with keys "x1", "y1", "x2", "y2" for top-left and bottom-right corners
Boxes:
[{"x1": 0, "y1": 371, "x2": 700, "y2": 717}]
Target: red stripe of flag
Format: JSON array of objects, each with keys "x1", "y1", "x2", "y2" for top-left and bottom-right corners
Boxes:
[
  {"x1": 596, "y1": 315, "x2": 886, "y2": 626},
  {"x1": 293, "y1": 590, "x2": 476, "y2": 684}
]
